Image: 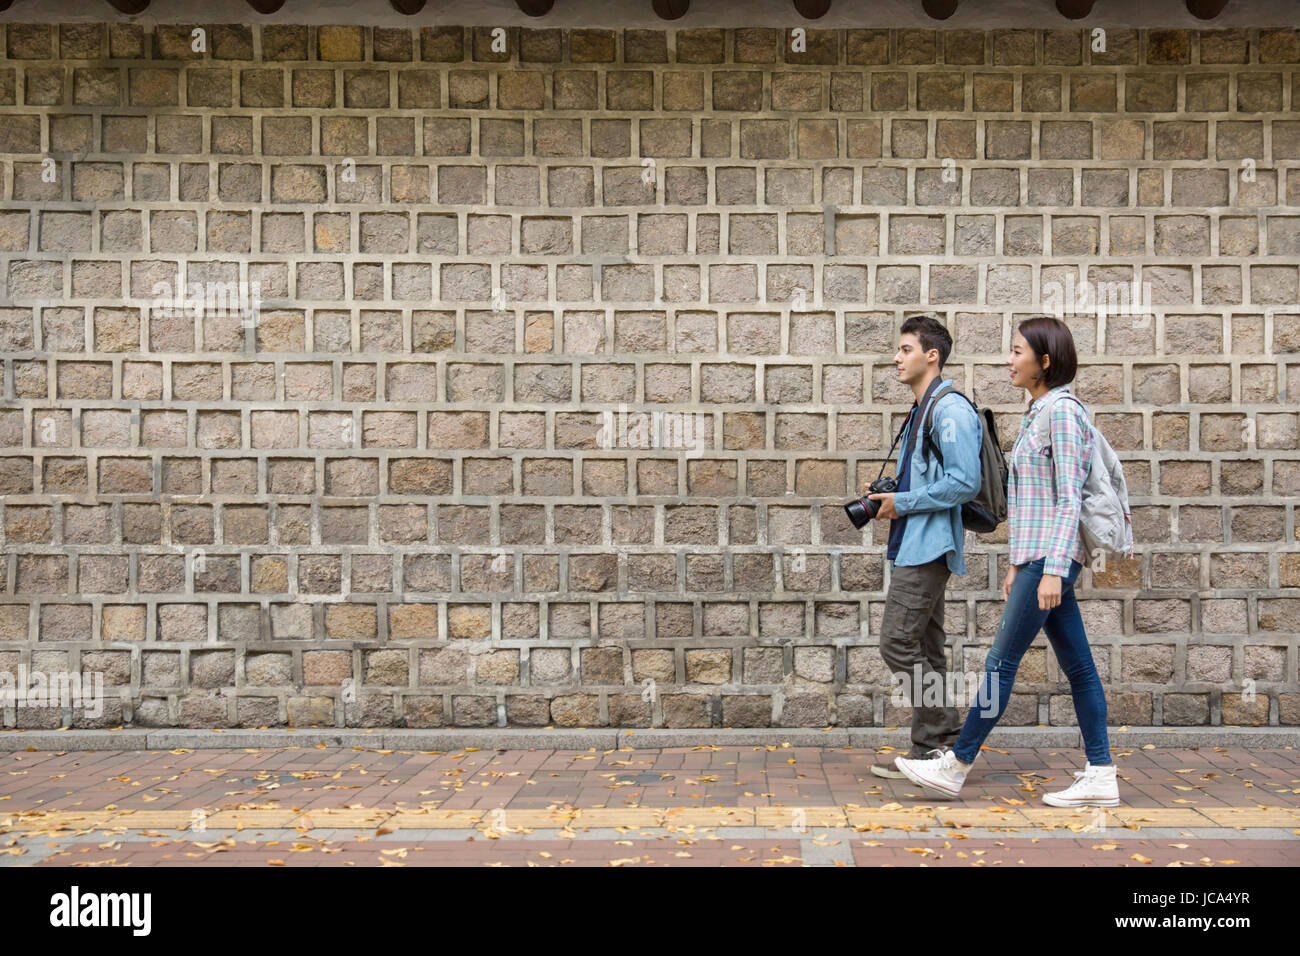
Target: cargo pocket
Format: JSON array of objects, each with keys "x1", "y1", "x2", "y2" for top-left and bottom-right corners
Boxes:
[{"x1": 882, "y1": 582, "x2": 935, "y2": 643}]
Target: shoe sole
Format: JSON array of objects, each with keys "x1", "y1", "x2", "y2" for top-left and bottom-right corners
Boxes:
[
  {"x1": 870, "y1": 764, "x2": 906, "y2": 779},
  {"x1": 896, "y1": 761, "x2": 961, "y2": 799},
  {"x1": 1042, "y1": 796, "x2": 1120, "y2": 807}
]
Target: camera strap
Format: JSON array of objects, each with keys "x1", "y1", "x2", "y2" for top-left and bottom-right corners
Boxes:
[
  {"x1": 877, "y1": 376, "x2": 944, "y2": 482},
  {"x1": 900, "y1": 376, "x2": 947, "y2": 472},
  {"x1": 877, "y1": 414, "x2": 909, "y2": 482}
]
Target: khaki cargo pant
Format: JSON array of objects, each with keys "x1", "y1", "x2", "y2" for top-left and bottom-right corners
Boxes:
[{"x1": 879, "y1": 557, "x2": 963, "y2": 754}]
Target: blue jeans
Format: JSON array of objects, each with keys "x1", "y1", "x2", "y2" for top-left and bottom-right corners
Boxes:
[{"x1": 952, "y1": 558, "x2": 1111, "y2": 766}]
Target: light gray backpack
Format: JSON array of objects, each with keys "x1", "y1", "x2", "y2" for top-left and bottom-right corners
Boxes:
[{"x1": 1033, "y1": 391, "x2": 1134, "y2": 559}]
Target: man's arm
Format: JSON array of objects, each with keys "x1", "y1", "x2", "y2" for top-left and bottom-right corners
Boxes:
[{"x1": 891, "y1": 395, "x2": 981, "y2": 516}]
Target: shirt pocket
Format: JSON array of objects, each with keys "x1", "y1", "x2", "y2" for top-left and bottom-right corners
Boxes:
[{"x1": 1014, "y1": 424, "x2": 1051, "y2": 467}]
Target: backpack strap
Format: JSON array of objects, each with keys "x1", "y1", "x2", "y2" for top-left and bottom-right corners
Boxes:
[
  {"x1": 1030, "y1": 390, "x2": 1089, "y2": 500},
  {"x1": 900, "y1": 376, "x2": 947, "y2": 471},
  {"x1": 1032, "y1": 389, "x2": 1088, "y2": 450},
  {"x1": 920, "y1": 387, "x2": 973, "y2": 468}
]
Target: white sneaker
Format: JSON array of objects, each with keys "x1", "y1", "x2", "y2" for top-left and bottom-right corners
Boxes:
[
  {"x1": 1042, "y1": 763, "x2": 1119, "y2": 807},
  {"x1": 894, "y1": 748, "x2": 970, "y2": 800}
]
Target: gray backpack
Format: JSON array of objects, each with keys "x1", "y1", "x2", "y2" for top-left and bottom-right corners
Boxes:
[{"x1": 1032, "y1": 391, "x2": 1134, "y2": 559}]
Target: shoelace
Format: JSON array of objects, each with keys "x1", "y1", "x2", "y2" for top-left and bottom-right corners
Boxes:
[{"x1": 1071, "y1": 766, "x2": 1114, "y2": 779}]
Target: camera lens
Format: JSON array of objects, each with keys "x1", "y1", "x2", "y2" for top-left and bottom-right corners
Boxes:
[{"x1": 844, "y1": 496, "x2": 873, "y2": 529}]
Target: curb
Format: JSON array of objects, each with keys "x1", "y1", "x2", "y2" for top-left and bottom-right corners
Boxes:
[{"x1": 0, "y1": 726, "x2": 1296, "y2": 752}]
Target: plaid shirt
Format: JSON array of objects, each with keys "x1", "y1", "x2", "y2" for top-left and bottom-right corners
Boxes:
[{"x1": 1007, "y1": 385, "x2": 1091, "y2": 577}]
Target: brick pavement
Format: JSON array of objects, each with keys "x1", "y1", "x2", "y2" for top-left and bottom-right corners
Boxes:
[{"x1": 1, "y1": 742, "x2": 1296, "y2": 866}]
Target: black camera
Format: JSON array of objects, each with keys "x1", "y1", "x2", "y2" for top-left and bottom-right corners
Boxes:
[{"x1": 844, "y1": 476, "x2": 898, "y2": 529}]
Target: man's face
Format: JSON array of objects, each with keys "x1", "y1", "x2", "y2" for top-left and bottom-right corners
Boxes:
[{"x1": 894, "y1": 332, "x2": 935, "y2": 386}]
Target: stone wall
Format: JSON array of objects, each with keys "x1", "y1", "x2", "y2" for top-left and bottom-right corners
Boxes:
[{"x1": 0, "y1": 21, "x2": 1297, "y2": 729}]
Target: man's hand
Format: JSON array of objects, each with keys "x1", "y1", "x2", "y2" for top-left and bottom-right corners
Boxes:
[{"x1": 867, "y1": 493, "x2": 899, "y2": 520}]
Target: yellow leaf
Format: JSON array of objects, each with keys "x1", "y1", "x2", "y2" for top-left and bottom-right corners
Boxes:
[{"x1": 1131, "y1": 853, "x2": 1153, "y2": 864}]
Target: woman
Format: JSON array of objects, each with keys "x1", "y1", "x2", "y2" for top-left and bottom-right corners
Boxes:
[{"x1": 894, "y1": 316, "x2": 1118, "y2": 807}]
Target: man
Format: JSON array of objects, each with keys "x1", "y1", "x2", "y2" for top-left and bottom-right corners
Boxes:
[{"x1": 866, "y1": 314, "x2": 983, "y2": 778}]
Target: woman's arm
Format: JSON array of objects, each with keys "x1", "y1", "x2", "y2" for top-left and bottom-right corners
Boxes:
[{"x1": 1043, "y1": 399, "x2": 1091, "y2": 577}]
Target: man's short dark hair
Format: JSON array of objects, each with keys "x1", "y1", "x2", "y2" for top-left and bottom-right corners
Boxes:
[
  {"x1": 1016, "y1": 315, "x2": 1078, "y2": 389},
  {"x1": 900, "y1": 314, "x2": 952, "y2": 369}
]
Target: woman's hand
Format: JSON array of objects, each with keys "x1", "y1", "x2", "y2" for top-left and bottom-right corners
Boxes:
[
  {"x1": 1001, "y1": 564, "x2": 1018, "y2": 601},
  {"x1": 1038, "y1": 574, "x2": 1062, "y2": 611}
]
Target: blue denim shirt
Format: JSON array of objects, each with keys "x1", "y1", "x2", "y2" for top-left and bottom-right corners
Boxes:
[{"x1": 889, "y1": 378, "x2": 983, "y2": 575}]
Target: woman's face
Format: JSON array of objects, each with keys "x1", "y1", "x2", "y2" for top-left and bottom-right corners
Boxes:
[{"x1": 1008, "y1": 331, "x2": 1047, "y2": 390}]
